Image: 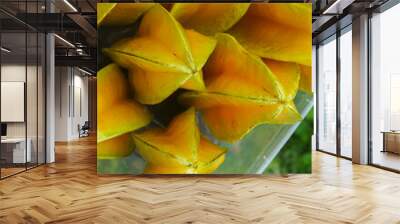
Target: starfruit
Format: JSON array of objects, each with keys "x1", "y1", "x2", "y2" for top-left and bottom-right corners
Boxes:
[
  {"x1": 97, "y1": 3, "x2": 154, "y2": 26},
  {"x1": 161, "y1": 3, "x2": 173, "y2": 11},
  {"x1": 228, "y1": 3, "x2": 312, "y2": 66},
  {"x1": 98, "y1": 134, "x2": 135, "y2": 159},
  {"x1": 132, "y1": 108, "x2": 226, "y2": 174},
  {"x1": 97, "y1": 64, "x2": 152, "y2": 144},
  {"x1": 170, "y1": 3, "x2": 250, "y2": 36},
  {"x1": 180, "y1": 34, "x2": 301, "y2": 142},
  {"x1": 299, "y1": 65, "x2": 312, "y2": 94},
  {"x1": 103, "y1": 5, "x2": 216, "y2": 105}
]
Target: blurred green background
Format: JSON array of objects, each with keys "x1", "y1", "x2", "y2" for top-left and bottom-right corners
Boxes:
[{"x1": 264, "y1": 108, "x2": 313, "y2": 174}]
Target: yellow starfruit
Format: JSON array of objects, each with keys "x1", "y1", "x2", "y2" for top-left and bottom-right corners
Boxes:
[
  {"x1": 97, "y1": 134, "x2": 135, "y2": 159},
  {"x1": 228, "y1": 3, "x2": 312, "y2": 66},
  {"x1": 97, "y1": 64, "x2": 152, "y2": 144},
  {"x1": 170, "y1": 3, "x2": 250, "y2": 35},
  {"x1": 97, "y1": 3, "x2": 154, "y2": 27},
  {"x1": 299, "y1": 65, "x2": 312, "y2": 94},
  {"x1": 103, "y1": 5, "x2": 216, "y2": 105},
  {"x1": 180, "y1": 34, "x2": 301, "y2": 142},
  {"x1": 132, "y1": 108, "x2": 226, "y2": 174}
]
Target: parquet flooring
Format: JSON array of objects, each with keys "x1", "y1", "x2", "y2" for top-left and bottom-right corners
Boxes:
[
  {"x1": 1, "y1": 167, "x2": 26, "y2": 178},
  {"x1": 1, "y1": 135, "x2": 400, "y2": 223}
]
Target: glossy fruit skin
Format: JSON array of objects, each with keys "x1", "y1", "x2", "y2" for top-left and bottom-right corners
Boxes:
[
  {"x1": 97, "y1": 64, "x2": 151, "y2": 160},
  {"x1": 228, "y1": 3, "x2": 312, "y2": 66},
  {"x1": 97, "y1": 3, "x2": 312, "y2": 174},
  {"x1": 97, "y1": 3, "x2": 154, "y2": 27},
  {"x1": 299, "y1": 65, "x2": 312, "y2": 94},
  {"x1": 98, "y1": 134, "x2": 135, "y2": 159},
  {"x1": 133, "y1": 108, "x2": 226, "y2": 174},
  {"x1": 104, "y1": 5, "x2": 216, "y2": 105},
  {"x1": 171, "y1": 3, "x2": 250, "y2": 35},
  {"x1": 180, "y1": 34, "x2": 301, "y2": 142}
]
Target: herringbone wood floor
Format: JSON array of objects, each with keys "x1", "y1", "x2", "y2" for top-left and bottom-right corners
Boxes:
[{"x1": 1, "y1": 136, "x2": 400, "y2": 224}]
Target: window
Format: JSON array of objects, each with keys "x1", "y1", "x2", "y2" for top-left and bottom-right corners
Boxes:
[
  {"x1": 370, "y1": 3, "x2": 400, "y2": 171},
  {"x1": 0, "y1": 1, "x2": 46, "y2": 179},
  {"x1": 339, "y1": 28, "x2": 352, "y2": 158},
  {"x1": 317, "y1": 36, "x2": 337, "y2": 154}
]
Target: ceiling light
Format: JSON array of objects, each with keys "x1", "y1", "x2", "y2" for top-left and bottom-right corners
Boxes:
[
  {"x1": 54, "y1": 34, "x2": 75, "y2": 48},
  {"x1": 63, "y1": 0, "x2": 78, "y2": 12},
  {"x1": 1, "y1": 47, "x2": 11, "y2": 53},
  {"x1": 76, "y1": 48, "x2": 86, "y2": 56},
  {"x1": 77, "y1": 67, "x2": 93, "y2": 76}
]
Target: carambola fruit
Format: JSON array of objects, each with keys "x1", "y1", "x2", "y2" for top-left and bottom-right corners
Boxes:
[
  {"x1": 299, "y1": 65, "x2": 312, "y2": 94},
  {"x1": 104, "y1": 5, "x2": 216, "y2": 105},
  {"x1": 170, "y1": 3, "x2": 250, "y2": 36},
  {"x1": 133, "y1": 108, "x2": 226, "y2": 174},
  {"x1": 228, "y1": 3, "x2": 312, "y2": 66},
  {"x1": 97, "y1": 3, "x2": 154, "y2": 27},
  {"x1": 97, "y1": 3, "x2": 312, "y2": 171},
  {"x1": 180, "y1": 34, "x2": 301, "y2": 142},
  {"x1": 97, "y1": 134, "x2": 135, "y2": 159},
  {"x1": 97, "y1": 64, "x2": 152, "y2": 144}
]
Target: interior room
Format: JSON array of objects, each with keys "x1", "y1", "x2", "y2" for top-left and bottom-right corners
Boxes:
[
  {"x1": 0, "y1": 0, "x2": 399, "y2": 223},
  {"x1": 315, "y1": 0, "x2": 400, "y2": 171},
  {"x1": 0, "y1": 9, "x2": 46, "y2": 178},
  {"x1": 370, "y1": 3, "x2": 400, "y2": 171},
  {"x1": 0, "y1": 0, "x2": 96, "y2": 179}
]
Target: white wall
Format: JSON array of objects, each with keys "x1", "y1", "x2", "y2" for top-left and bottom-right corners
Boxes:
[
  {"x1": 1, "y1": 65, "x2": 26, "y2": 134},
  {"x1": 54, "y1": 66, "x2": 89, "y2": 141},
  {"x1": 1, "y1": 64, "x2": 37, "y2": 138},
  {"x1": 55, "y1": 66, "x2": 69, "y2": 141},
  {"x1": 1, "y1": 82, "x2": 25, "y2": 122},
  {"x1": 72, "y1": 73, "x2": 89, "y2": 138},
  {"x1": 1, "y1": 64, "x2": 25, "y2": 81},
  {"x1": 1, "y1": 63, "x2": 46, "y2": 163}
]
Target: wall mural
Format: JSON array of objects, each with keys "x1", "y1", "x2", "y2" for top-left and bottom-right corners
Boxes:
[{"x1": 97, "y1": 3, "x2": 313, "y2": 174}]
